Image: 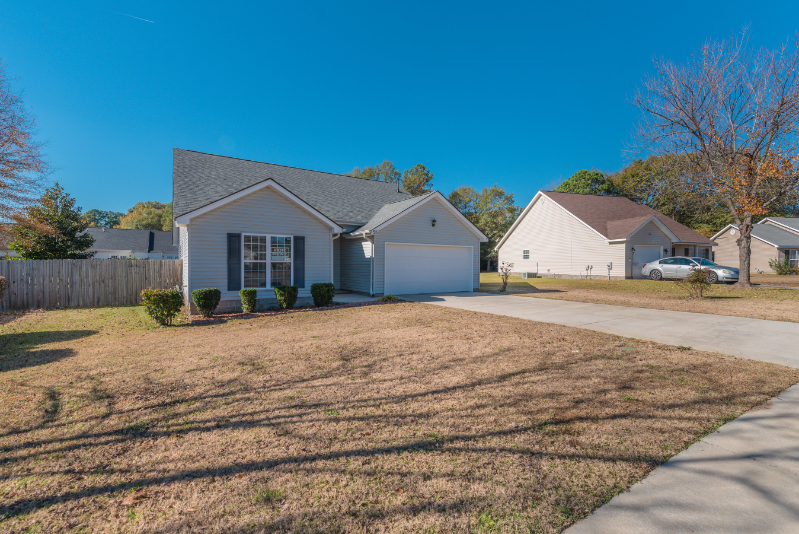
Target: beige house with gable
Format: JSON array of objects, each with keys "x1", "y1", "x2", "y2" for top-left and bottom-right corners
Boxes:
[
  {"x1": 712, "y1": 217, "x2": 799, "y2": 273},
  {"x1": 496, "y1": 191, "x2": 716, "y2": 279}
]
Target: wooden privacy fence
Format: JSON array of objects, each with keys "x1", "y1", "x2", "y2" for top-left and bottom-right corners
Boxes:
[{"x1": 0, "y1": 259, "x2": 182, "y2": 310}]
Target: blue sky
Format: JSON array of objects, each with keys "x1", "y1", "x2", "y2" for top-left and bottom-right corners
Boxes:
[{"x1": 3, "y1": 1, "x2": 799, "y2": 213}]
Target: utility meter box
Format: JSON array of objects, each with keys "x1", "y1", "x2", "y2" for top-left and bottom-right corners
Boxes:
[{"x1": 607, "y1": 262, "x2": 612, "y2": 270}]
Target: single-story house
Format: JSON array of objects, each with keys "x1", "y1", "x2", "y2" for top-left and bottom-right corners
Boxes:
[
  {"x1": 496, "y1": 191, "x2": 716, "y2": 279},
  {"x1": 172, "y1": 149, "x2": 487, "y2": 311},
  {"x1": 85, "y1": 228, "x2": 179, "y2": 260},
  {"x1": 712, "y1": 218, "x2": 799, "y2": 273}
]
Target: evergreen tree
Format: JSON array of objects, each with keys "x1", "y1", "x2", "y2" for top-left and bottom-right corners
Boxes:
[{"x1": 10, "y1": 183, "x2": 95, "y2": 259}]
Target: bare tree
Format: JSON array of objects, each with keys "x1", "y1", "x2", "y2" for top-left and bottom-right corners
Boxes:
[
  {"x1": 0, "y1": 60, "x2": 48, "y2": 245},
  {"x1": 632, "y1": 31, "x2": 799, "y2": 286}
]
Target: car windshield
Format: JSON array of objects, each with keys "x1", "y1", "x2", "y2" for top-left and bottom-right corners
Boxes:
[{"x1": 690, "y1": 258, "x2": 718, "y2": 266}]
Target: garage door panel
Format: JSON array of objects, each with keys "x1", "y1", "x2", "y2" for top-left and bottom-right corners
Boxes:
[{"x1": 385, "y1": 244, "x2": 472, "y2": 294}]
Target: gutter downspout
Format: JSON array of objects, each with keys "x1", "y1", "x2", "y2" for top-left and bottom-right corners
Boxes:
[
  {"x1": 370, "y1": 236, "x2": 375, "y2": 296},
  {"x1": 331, "y1": 232, "x2": 340, "y2": 285}
]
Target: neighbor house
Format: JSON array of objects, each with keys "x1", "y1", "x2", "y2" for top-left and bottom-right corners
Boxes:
[
  {"x1": 712, "y1": 218, "x2": 799, "y2": 273},
  {"x1": 496, "y1": 191, "x2": 716, "y2": 279},
  {"x1": 85, "y1": 228, "x2": 179, "y2": 259},
  {"x1": 172, "y1": 149, "x2": 487, "y2": 311}
]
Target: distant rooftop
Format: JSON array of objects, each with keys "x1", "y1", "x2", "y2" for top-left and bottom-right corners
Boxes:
[{"x1": 85, "y1": 228, "x2": 175, "y2": 254}]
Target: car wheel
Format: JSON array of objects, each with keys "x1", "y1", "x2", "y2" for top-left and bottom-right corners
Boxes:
[
  {"x1": 707, "y1": 272, "x2": 718, "y2": 284},
  {"x1": 650, "y1": 270, "x2": 663, "y2": 281}
]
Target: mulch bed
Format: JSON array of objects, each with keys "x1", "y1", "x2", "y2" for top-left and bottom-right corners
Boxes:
[{"x1": 188, "y1": 299, "x2": 398, "y2": 325}]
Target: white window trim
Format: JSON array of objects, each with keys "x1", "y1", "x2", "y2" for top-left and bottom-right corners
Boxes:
[
  {"x1": 522, "y1": 249, "x2": 530, "y2": 260},
  {"x1": 241, "y1": 233, "x2": 294, "y2": 290}
]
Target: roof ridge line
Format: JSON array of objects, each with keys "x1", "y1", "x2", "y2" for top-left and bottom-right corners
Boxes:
[{"x1": 379, "y1": 191, "x2": 432, "y2": 206}]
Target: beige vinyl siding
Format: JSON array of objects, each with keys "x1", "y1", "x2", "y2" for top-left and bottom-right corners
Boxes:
[
  {"x1": 714, "y1": 227, "x2": 778, "y2": 273},
  {"x1": 627, "y1": 221, "x2": 671, "y2": 278},
  {"x1": 179, "y1": 226, "x2": 189, "y2": 296},
  {"x1": 333, "y1": 237, "x2": 341, "y2": 288},
  {"x1": 340, "y1": 236, "x2": 372, "y2": 293},
  {"x1": 498, "y1": 195, "x2": 626, "y2": 278},
  {"x1": 372, "y1": 197, "x2": 481, "y2": 294},
  {"x1": 187, "y1": 186, "x2": 332, "y2": 302}
]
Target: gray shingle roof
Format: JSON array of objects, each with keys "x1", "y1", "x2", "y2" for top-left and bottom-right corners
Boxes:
[
  {"x1": 761, "y1": 217, "x2": 799, "y2": 233},
  {"x1": 173, "y1": 149, "x2": 414, "y2": 224},
  {"x1": 357, "y1": 193, "x2": 436, "y2": 233},
  {"x1": 86, "y1": 228, "x2": 176, "y2": 254},
  {"x1": 750, "y1": 224, "x2": 799, "y2": 247}
]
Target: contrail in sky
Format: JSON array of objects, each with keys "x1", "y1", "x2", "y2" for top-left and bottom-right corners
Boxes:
[{"x1": 115, "y1": 12, "x2": 155, "y2": 23}]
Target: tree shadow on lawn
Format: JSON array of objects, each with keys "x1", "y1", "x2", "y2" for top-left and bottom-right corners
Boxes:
[
  {"x1": 1, "y1": 347, "x2": 791, "y2": 532},
  {"x1": 0, "y1": 330, "x2": 98, "y2": 372}
]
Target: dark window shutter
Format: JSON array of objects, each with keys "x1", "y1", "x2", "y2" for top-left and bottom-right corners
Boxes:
[
  {"x1": 293, "y1": 236, "x2": 305, "y2": 288},
  {"x1": 227, "y1": 233, "x2": 241, "y2": 291}
]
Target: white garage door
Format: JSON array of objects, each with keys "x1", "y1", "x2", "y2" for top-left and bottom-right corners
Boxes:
[{"x1": 384, "y1": 244, "x2": 473, "y2": 295}]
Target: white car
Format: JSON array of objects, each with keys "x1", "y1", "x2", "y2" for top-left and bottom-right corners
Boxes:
[{"x1": 641, "y1": 257, "x2": 740, "y2": 284}]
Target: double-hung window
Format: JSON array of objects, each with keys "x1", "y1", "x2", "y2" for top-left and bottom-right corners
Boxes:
[
  {"x1": 243, "y1": 235, "x2": 269, "y2": 288},
  {"x1": 789, "y1": 250, "x2": 799, "y2": 269},
  {"x1": 243, "y1": 235, "x2": 292, "y2": 288},
  {"x1": 522, "y1": 249, "x2": 530, "y2": 260},
  {"x1": 269, "y1": 236, "x2": 292, "y2": 287}
]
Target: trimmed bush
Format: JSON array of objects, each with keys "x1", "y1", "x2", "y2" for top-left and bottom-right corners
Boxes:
[
  {"x1": 239, "y1": 288, "x2": 257, "y2": 313},
  {"x1": 140, "y1": 288, "x2": 183, "y2": 326},
  {"x1": 310, "y1": 283, "x2": 335, "y2": 307},
  {"x1": 274, "y1": 285, "x2": 298, "y2": 309},
  {"x1": 376, "y1": 294, "x2": 401, "y2": 303},
  {"x1": 191, "y1": 287, "x2": 221, "y2": 318}
]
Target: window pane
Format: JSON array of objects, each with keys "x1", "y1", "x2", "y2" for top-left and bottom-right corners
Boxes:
[
  {"x1": 271, "y1": 236, "x2": 291, "y2": 261},
  {"x1": 271, "y1": 262, "x2": 291, "y2": 287},
  {"x1": 244, "y1": 235, "x2": 268, "y2": 261},
  {"x1": 244, "y1": 262, "x2": 267, "y2": 288}
]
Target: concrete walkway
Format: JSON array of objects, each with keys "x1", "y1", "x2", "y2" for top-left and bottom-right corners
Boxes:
[{"x1": 399, "y1": 292, "x2": 799, "y2": 533}]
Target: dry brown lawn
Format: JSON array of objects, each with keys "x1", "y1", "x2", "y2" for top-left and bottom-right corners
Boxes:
[
  {"x1": 1, "y1": 304, "x2": 797, "y2": 533},
  {"x1": 750, "y1": 273, "x2": 799, "y2": 287},
  {"x1": 480, "y1": 273, "x2": 799, "y2": 323}
]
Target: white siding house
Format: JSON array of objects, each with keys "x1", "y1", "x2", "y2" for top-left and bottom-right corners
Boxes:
[
  {"x1": 173, "y1": 149, "x2": 487, "y2": 311},
  {"x1": 497, "y1": 191, "x2": 716, "y2": 280}
]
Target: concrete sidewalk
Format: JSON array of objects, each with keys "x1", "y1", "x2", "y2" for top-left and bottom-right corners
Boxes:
[{"x1": 399, "y1": 292, "x2": 799, "y2": 533}]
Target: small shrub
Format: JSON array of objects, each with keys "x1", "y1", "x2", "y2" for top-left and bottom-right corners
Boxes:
[
  {"x1": 239, "y1": 288, "x2": 257, "y2": 313},
  {"x1": 498, "y1": 261, "x2": 514, "y2": 292},
  {"x1": 140, "y1": 288, "x2": 183, "y2": 326},
  {"x1": 0, "y1": 275, "x2": 7, "y2": 302},
  {"x1": 191, "y1": 287, "x2": 221, "y2": 318},
  {"x1": 310, "y1": 282, "x2": 336, "y2": 307},
  {"x1": 274, "y1": 285, "x2": 298, "y2": 309},
  {"x1": 377, "y1": 294, "x2": 401, "y2": 302},
  {"x1": 677, "y1": 269, "x2": 713, "y2": 299},
  {"x1": 769, "y1": 256, "x2": 799, "y2": 275}
]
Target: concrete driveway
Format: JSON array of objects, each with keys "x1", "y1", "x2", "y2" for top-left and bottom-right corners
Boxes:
[
  {"x1": 400, "y1": 292, "x2": 799, "y2": 367},
  {"x1": 400, "y1": 292, "x2": 799, "y2": 534}
]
